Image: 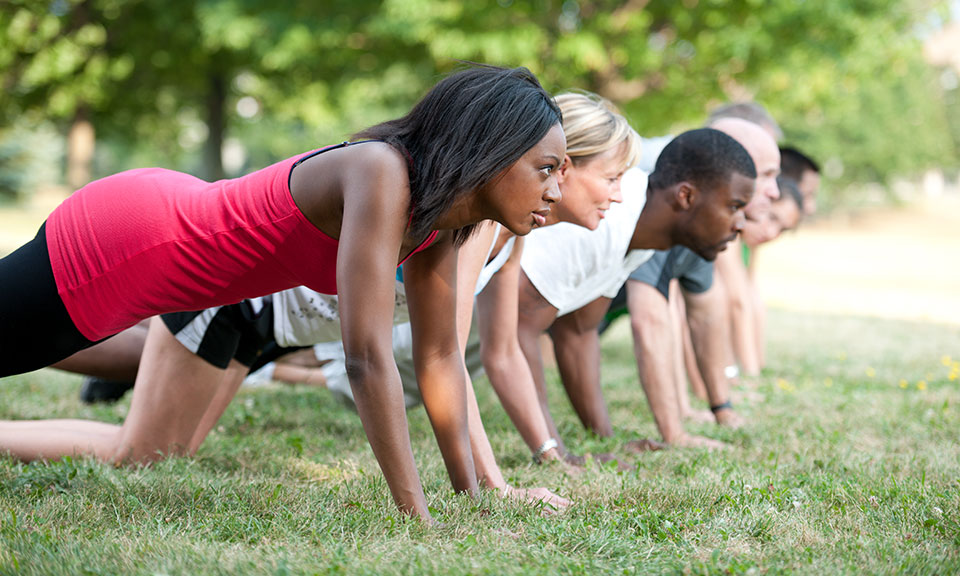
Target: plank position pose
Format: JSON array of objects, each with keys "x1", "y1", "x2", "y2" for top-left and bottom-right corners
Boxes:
[
  {"x1": 0, "y1": 65, "x2": 566, "y2": 524},
  {"x1": 588, "y1": 115, "x2": 784, "y2": 448},
  {"x1": 501, "y1": 127, "x2": 759, "y2": 458},
  {"x1": 41, "y1": 90, "x2": 641, "y2": 510}
]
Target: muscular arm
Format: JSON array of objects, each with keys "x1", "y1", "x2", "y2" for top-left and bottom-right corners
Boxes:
[
  {"x1": 331, "y1": 147, "x2": 433, "y2": 521},
  {"x1": 404, "y1": 232, "x2": 478, "y2": 498},
  {"x1": 550, "y1": 296, "x2": 612, "y2": 437},
  {"x1": 626, "y1": 281, "x2": 685, "y2": 442},
  {"x1": 682, "y1": 284, "x2": 742, "y2": 427}
]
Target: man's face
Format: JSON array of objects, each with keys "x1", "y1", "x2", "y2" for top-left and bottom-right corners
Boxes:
[
  {"x1": 741, "y1": 139, "x2": 781, "y2": 222},
  {"x1": 711, "y1": 118, "x2": 781, "y2": 222},
  {"x1": 682, "y1": 172, "x2": 756, "y2": 261}
]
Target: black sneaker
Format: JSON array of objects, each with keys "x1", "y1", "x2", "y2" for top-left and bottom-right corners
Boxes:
[{"x1": 79, "y1": 377, "x2": 134, "y2": 404}]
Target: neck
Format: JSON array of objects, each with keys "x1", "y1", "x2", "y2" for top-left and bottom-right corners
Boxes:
[
  {"x1": 628, "y1": 187, "x2": 676, "y2": 251},
  {"x1": 434, "y1": 193, "x2": 485, "y2": 230}
]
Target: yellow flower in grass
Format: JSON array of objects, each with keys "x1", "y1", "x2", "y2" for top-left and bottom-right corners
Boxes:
[
  {"x1": 776, "y1": 378, "x2": 795, "y2": 393},
  {"x1": 917, "y1": 380, "x2": 927, "y2": 391},
  {"x1": 865, "y1": 367, "x2": 876, "y2": 378},
  {"x1": 950, "y1": 372, "x2": 958, "y2": 382},
  {"x1": 899, "y1": 379, "x2": 909, "y2": 389},
  {"x1": 942, "y1": 355, "x2": 952, "y2": 366}
]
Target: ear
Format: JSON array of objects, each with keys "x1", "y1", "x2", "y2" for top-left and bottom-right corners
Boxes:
[
  {"x1": 675, "y1": 182, "x2": 698, "y2": 211},
  {"x1": 556, "y1": 154, "x2": 574, "y2": 184}
]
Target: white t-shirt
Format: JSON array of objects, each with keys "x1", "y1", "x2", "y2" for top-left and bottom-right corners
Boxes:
[
  {"x1": 520, "y1": 167, "x2": 654, "y2": 316},
  {"x1": 272, "y1": 227, "x2": 513, "y2": 347}
]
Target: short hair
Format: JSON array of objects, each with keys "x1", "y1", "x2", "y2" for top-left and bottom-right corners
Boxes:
[
  {"x1": 779, "y1": 146, "x2": 820, "y2": 181},
  {"x1": 554, "y1": 91, "x2": 641, "y2": 173},
  {"x1": 707, "y1": 101, "x2": 783, "y2": 141},
  {"x1": 649, "y1": 128, "x2": 757, "y2": 194},
  {"x1": 354, "y1": 65, "x2": 562, "y2": 245},
  {"x1": 776, "y1": 175, "x2": 805, "y2": 213}
]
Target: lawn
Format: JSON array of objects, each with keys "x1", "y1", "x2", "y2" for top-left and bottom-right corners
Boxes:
[{"x1": 0, "y1": 307, "x2": 958, "y2": 575}]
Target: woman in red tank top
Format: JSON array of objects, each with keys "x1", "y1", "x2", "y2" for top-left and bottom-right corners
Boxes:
[{"x1": 0, "y1": 65, "x2": 566, "y2": 524}]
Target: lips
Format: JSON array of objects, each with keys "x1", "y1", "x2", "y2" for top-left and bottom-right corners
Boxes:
[{"x1": 532, "y1": 209, "x2": 549, "y2": 227}]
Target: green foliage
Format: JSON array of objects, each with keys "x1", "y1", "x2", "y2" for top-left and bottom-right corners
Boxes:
[{"x1": 0, "y1": 0, "x2": 956, "y2": 200}]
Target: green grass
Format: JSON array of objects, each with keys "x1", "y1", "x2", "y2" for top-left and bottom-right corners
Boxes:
[{"x1": 1, "y1": 308, "x2": 958, "y2": 575}]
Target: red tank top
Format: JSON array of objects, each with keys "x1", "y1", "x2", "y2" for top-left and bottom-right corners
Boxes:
[{"x1": 46, "y1": 145, "x2": 437, "y2": 341}]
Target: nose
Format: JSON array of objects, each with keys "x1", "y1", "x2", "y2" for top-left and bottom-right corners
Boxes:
[
  {"x1": 544, "y1": 177, "x2": 562, "y2": 204},
  {"x1": 733, "y1": 210, "x2": 746, "y2": 232},
  {"x1": 610, "y1": 180, "x2": 623, "y2": 204},
  {"x1": 765, "y1": 177, "x2": 780, "y2": 200}
]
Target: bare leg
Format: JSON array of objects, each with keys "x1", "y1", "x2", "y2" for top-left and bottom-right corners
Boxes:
[
  {"x1": 51, "y1": 321, "x2": 149, "y2": 382},
  {"x1": 0, "y1": 318, "x2": 230, "y2": 463}
]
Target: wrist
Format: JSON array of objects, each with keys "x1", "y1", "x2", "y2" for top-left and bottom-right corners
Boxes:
[{"x1": 532, "y1": 437, "x2": 559, "y2": 465}]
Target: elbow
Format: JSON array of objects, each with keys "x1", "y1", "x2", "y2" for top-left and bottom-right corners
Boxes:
[{"x1": 344, "y1": 352, "x2": 394, "y2": 396}]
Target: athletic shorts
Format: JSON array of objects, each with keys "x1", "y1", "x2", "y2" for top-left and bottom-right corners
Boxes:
[
  {"x1": 628, "y1": 245, "x2": 714, "y2": 299},
  {"x1": 161, "y1": 298, "x2": 279, "y2": 369},
  {"x1": 0, "y1": 222, "x2": 97, "y2": 377}
]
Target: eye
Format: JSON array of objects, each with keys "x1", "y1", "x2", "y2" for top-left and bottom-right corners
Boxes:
[{"x1": 540, "y1": 164, "x2": 556, "y2": 176}]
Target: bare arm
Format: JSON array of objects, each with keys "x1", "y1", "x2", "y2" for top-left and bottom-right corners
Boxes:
[
  {"x1": 333, "y1": 148, "x2": 432, "y2": 521},
  {"x1": 550, "y1": 296, "x2": 612, "y2": 437},
  {"x1": 714, "y1": 243, "x2": 760, "y2": 376},
  {"x1": 515, "y1": 270, "x2": 564, "y2": 451},
  {"x1": 682, "y1": 284, "x2": 743, "y2": 428},
  {"x1": 477, "y1": 238, "x2": 561, "y2": 462},
  {"x1": 451, "y1": 223, "x2": 506, "y2": 490},
  {"x1": 403, "y1": 232, "x2": 479, "y2": 499}
]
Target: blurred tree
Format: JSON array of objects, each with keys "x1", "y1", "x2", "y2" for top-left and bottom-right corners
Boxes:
[{"x1": 1, "y1": 0, "x2": 955, "y2": 202}]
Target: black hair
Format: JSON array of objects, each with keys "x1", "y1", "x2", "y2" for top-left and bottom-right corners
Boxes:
[
  {"x1": 776, "y1": 175, "x2": 805, "y2": 213},
  {"x1": 648, "y1": 128, "x2": 757, "y2": 194},
  {"x1": 353, "y1": 64, "x2": 562, "y2": 245},
  {"x1": 779, "y1": 146, "x2": 820, "y2": 181}
]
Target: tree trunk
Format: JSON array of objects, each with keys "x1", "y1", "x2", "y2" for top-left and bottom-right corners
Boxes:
[
  {"x1": 204, "y1": 71, "x2": 226, "y2": 181},
  {"x1": 66, "y1": 107, "x2": 95, "y2": 191}
]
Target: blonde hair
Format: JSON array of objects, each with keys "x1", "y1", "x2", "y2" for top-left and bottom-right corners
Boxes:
[{"x1": 555, "y1": 91, "x2": 642, "y2": 171}]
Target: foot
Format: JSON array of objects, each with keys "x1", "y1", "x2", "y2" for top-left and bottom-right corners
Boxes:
[{"x1": 79, "y1": 377, "x2": 134, "y2": 404}]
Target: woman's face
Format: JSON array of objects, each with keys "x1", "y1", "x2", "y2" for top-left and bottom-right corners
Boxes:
[
  {"x1": 484, "y1": 123, "x2": 566, "y2": 236},
  {"x1": 550, "y1": 143, "x2": 627, "y2": 230},
  {"x1": 740, "y1": 196, "x2": 801, "y2": 247}
]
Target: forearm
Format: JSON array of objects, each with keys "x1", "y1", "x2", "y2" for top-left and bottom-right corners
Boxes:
[
  {"x1": 684, "y1": 288, "x2": 732, "y2": 407},
  {"x1": 628, "y1": 303, "x2": 685, "y2": 442},
  {"x1": 482, "y1": 344, "x2": 556, "y2": 454},
  {"x1": 516, "y1": 323, "x2": 564, "y2": 450},
  {"x1": 347, "y1": 359, "x2": 430, "y2": 518},
  {"x1": 552, "y1": 318, "x2": 611, "y2": 437},
  {"x1": 463, "y1": 365, "x2": 506, "y2": 490},
  {"x1": 416, "y1": 353, "x2": 479, "y2": 496}
]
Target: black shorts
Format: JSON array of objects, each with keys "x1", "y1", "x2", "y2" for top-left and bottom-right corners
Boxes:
[
  {"x1": 161, "y1": 298, "x2": 279, "y2": 370},
  {"x1": 0, "y1": 223, "x2": 97, "y2": 377}
]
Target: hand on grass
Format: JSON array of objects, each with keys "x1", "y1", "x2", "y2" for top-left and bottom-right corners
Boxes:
[
  {"x1": 670, "y1": 433, "x2": 727, "y2": 451},
  {"x1": 502, "y1": 485, "x2": 572, "y2": 515},
  {"x1": 714, "y1": 407, "x2": 745, "y2": 429}
]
